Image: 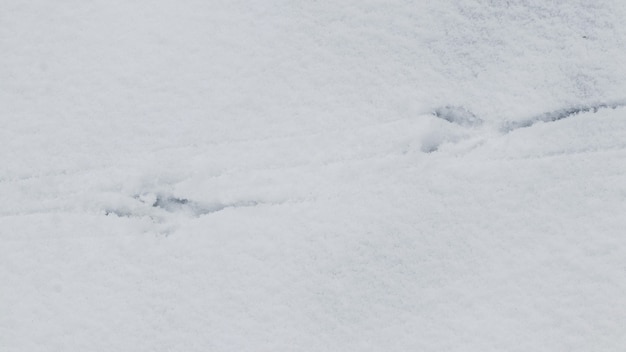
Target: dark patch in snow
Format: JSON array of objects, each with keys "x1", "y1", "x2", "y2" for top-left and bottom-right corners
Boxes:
[{"x1": 433, "y1": 106, "x2": 483, "y2": 127}]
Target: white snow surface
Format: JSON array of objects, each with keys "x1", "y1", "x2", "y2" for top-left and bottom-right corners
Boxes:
[{"x1": 2, "y1": 1, "x2": 626, "y2": 351}]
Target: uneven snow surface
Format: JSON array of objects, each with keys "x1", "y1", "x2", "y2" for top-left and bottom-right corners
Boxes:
[{"x1": 2, "y1": 1, "x2": 626, "y2": 351}]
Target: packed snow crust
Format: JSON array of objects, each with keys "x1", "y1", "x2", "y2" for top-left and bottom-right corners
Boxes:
[{"x1": 2, "y1": 1, "x2": 626, "y2": 351}]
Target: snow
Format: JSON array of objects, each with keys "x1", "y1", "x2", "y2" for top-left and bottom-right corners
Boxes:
[{"x1": 2, "y1": 1, "x2": 626, "y2": 351}]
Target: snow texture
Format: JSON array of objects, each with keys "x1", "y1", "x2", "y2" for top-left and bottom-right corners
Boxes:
[{"x1": 2, "y1": 1, "x2": 626, "y2": 351}]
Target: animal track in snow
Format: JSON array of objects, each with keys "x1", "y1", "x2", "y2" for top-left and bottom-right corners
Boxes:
[
  {"x1": 433, "y1": 105, "x2": 484, "y2": 127},
  {"x1": 104, "y1": 192, "x2": 261, "y2": 219},
  {"x1": 500, "y1": 101, "x2": 626, "y2": 132},
  {"x1": 151, "y1": 194, "x2": 261, "y2": 216},
  {"x1": 425, "y1": 101, "x2": 626, "y2": 153},
  {"x1": 420, "y1": 105, "x2": 482, "y2": 153}
]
